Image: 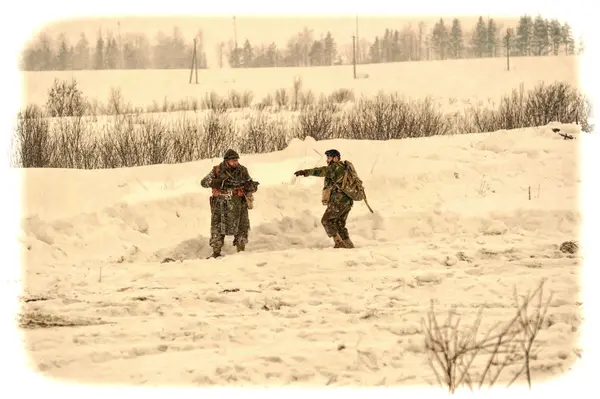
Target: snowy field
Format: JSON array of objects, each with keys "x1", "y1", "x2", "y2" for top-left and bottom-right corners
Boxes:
[
  {"x1": 21, "y1": 55, "x2": 581, "y2": 114},
  {"x1": 15, "y1": 121, "x2": 584, "y2": 386}
]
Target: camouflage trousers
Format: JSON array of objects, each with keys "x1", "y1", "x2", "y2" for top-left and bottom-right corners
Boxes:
[
  {"x1": 209, "y1": 195, "x2": 250, "y2": 250},
  {"x1": 209, "y1": 232, "x2": 249, "y2": 250},
  {"x1": 321, "y1": 200, "x2": 353, "y2": 239}
]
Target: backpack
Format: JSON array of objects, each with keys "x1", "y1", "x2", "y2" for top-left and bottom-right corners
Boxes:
[{"x1": 339, "y1": 160, "x2": 366, "y2": 201}]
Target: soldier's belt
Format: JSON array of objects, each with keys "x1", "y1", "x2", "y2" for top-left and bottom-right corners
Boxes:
[{"x1": 212, "y1": 188, "x2": 244, "y2": 198}]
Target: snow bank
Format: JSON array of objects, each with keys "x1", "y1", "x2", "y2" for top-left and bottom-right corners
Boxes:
[{"x1": 17, "y1": 122, "x2": 585, "y2": 386}]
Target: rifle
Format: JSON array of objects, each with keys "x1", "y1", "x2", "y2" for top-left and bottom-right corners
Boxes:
[{"x1": 222, "y1": 177, "x2": 260, "y2": 193}]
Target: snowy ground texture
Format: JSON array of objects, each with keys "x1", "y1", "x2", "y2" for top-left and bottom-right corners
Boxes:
[{"x1": 17, "y1": 122, "x2": 583, "y2": 387}]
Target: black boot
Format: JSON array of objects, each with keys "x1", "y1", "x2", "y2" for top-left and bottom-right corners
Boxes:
[
  {"x1": 342, "y1": 237, "x2": 354, "y2": 248},
  {"x1": 234, "y1": 236, "x2": 247, "y2": 252},
  {"x1": 209, "y1": 248, "x2": 223, "y2": 258}
]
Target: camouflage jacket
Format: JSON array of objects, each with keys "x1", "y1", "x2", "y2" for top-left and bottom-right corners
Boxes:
[
  {"x1": 301, "y1": 161, "x2": 353, "y2": 205},
  {"x1": 200, "y1": 162, "x2": 257, "y2": 195}
]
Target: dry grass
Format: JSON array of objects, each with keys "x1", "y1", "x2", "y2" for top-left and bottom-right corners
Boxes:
[
  {"x1": 422, "y1": 279, "x2": 553, "y2": 392},
  {"x1": 458, "y1": 81, "x2": 594, "y2": 133},
  {"x1": 19, "y1": 310, "x2": 111, "y2": 329},
  {"x1": 10, "y1": 78, "x2": 593, "y2": 169}
]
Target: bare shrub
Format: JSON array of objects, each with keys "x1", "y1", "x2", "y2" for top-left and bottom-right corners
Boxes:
[
  {"x1": 572, "y1": 94, "x2": 594, "y2": 132},
  {"x1": 170, "y1": 116, "x2": 202, "y2": 163},
  {"x1": 46, "y1": 78, "x2": 86, "y2": 117},
  {"x1": 291, "y1": 77, "x2": 303, "y2": 111},
  {"x1": 16, "y1": 82, "x2": 592, "y2": 170},
  {"x1": 85, "y1": 98, "x2": 104, "y2": 116},
  {"x1": 525, "y1": 82, "x2": 594, "y2": 132},
  {"x1": 12, "y1": 105, "x2": 55, "y2": 167},
  {"x1": 107, "y1": 87, "x2": 129, "y2": 115},
  {"x1": 411, "y1": 98, "x2": 452, "y2": 138},
  {"x1": 343, "y1": 94, "x2": 450, "y2": 140},
  {"x1": 299, "y1": 90, "x2": 316, "y2": 109},
  {"x1": 460, "y1": 82, "x2": 594, "y2": 133},
  {"x1": 423, "y1": 279, "x2": 553, "y2": 393},
  {"x1": 136, "y1": 117, "x2": 171, "y2": 165},
  {"x1": 189, "y1": 98, "x2": 199, "y2": 112},
  {"x1": 228, "y1": 90, "x2": 254, "y2": 108},
  {"x1": 202, "y1": 91, "x2": 229, "y2": 112},
  {"x1": 295, "y1": 102, "x2": 341, "y2": 141},
  {"x1": 98, "y1": 116, "x2": 142, "y2": 168},
  {"x1": 52, "y1": 116, "x2": 98, "y2": 169},
  {"x1": 329, "y1": 88, "x2": 355, "y2": 104},
  {"x1": 200, "y1": 111, "x2": 236, "y2": 159},
  {"x1": 256, "y1": 94, "x2": 274, "y2": 110},
  {"x1": 274, "y1": 88, "x2": 289, "y2": 108},
  {"x1": 238, "y1": 112, "x2": 288, "y2": 154}
]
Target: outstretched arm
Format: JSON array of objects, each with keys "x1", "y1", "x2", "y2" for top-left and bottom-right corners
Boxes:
[{"x1": 295, "y1": 166, "x2": 328, "y2": 177}]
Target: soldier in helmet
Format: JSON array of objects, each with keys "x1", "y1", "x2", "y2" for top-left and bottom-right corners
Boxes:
[
  {"x1": 294, "y1": 149, "x2": 354, "y2": 249},
  {"x1": 200, "y1": 149, "x2": 259, "y2": 258}
]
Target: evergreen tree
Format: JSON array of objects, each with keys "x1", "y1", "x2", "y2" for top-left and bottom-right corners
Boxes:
[
  {"x1": 369, "y1": 36, "x2": 381, "y2": 63},
  {"x1": 548, "y1": 19, "x2": 563, "y2": 55},
  {"x1": 487, "y1": 18, "x2": 498, "y2": 57},
  {"x1": 391, "y1": 30, "x2": 401, "y2": 61},
  {"x1": 473, "y1": 16, "x2": 488, "y2": 57},
  {"x1": 516, "y1": 15, "x2": 534, "y2": 56},
  {"x1": 123, "y1": 33, "x2": 151, "y2": 69},
  {"x1": 55, "y1": 33, "x2": 72, "y2": 70},
  {"x1": 382, "y1": 29, "x2": 392, "y2": 62},
  {"x1": 309, "y1": 39, "x2": 324, "y2": 66},
  {"x1": 73, "y1": 33, "x2": 90, "y2": 70},
  {"x1": 431, "y1": 18, "x2": 449, "y2": 59},
  {"x1": 228, "y1": 41, "x2": 242, "y2": 68},
  {"x1": 242, "y1": 39, "x2": 254, "y2": 67},
  {"x1": 20, "y1": 33, "x2": 54, "y2": 70},
  {"x1": 94, "y1": 30, "x2": 104, "y2": 69},
  {"x1": 283, "y1": 36, "x2": 302, "y2": 67},
  {"x1": 561, "y1": 23, "x2": 575, "y2": 55},
  {"x1": 532, "y1": 15, "x2": 550, "y2": 55},
  {"x1": 170, "y1": 27, "x2": 188, "y2": 68},
  {"x1": 323, "y1": 32, "x2": 336, "y2": 65},
  {"x1": 266, "y1": 42, "x2": 278, "y2": 67},
  {"x1": 104, "y1": 33, "x2": 120, "y2": 69},
  {"x1": 449, "y1": 19, "x2": 463, "y2": 59}
]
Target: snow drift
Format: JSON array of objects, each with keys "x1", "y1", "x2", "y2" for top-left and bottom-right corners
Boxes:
[{"x1": 17, "y1": 122, "x2": 584, "y2": 386}]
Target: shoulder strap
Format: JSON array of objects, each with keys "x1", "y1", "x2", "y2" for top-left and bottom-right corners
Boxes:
[{"x1": 341, "y1": 161, "x2": 350, "y2": 187}]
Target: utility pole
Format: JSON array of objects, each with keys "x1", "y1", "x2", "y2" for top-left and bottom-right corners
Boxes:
[
  {"x1": 356, "y1": 15, "x2": 359, "y2": 64},
  {"x1": 233, "y1": 16, "x2": 238, "y2": 49},
  {"x1": 352, "y1": 35, "x2": 357, "y2": 79},
  {"x1": 219, "y1": 42, "x2": 224, "y2": 69},
  {"x1": 189, "y1": 38, "x2": 198, "y2": 83}
]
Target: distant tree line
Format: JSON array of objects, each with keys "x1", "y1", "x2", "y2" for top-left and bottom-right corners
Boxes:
[
  {"x1": 20, "y1": 14, "x2": 579, "y2": 71},
  {"x1": 21, "y1": 27, "x2": 208, "y2": 71}
]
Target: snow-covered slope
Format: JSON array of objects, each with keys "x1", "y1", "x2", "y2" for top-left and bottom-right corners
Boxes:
[{"x1": 14, "y1": 122, "x2": 586, "y2": 387}]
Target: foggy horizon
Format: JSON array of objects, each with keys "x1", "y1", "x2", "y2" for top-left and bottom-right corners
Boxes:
[{"x1": 33, "y1": 15, "x2": 524, "y2": 49}]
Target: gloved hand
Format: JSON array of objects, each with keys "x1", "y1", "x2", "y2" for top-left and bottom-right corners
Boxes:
[
  {"x1": 294, "y1": 170, "x2": 308, "y2": 177},
  {"x1": 210, "y1": 178, "x2": 224, "y2": 189}
]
